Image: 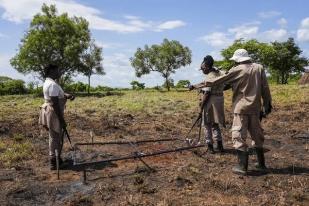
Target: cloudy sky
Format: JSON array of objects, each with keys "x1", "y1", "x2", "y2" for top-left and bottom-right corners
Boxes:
[{"x1": 0, "y1": 0, "x2": 308, "y2": 87}]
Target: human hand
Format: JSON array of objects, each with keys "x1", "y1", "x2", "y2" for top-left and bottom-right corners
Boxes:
[
  {"x1": 188, "y1": 85, "x2": 195, "y2": 91},
  {"x1": 66, "y1": 94, "x2": 75, "y2": 101}
]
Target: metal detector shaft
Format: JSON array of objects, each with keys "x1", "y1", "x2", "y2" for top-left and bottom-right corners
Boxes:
[
  {"x1": 74, "y1": 138, "x2": 181, "y2": 147},
  {"x1": 74, "y1": 144, "x2": 206, "y2": 168}
]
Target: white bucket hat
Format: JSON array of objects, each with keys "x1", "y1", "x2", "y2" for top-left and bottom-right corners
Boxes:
[{"x1": 229, "y1": 49, "x2": 251, "y2": 63}]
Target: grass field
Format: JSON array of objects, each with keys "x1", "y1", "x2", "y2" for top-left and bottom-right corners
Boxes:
[{"x1": 0, "y1": 84, "x2": 308, "y2": 205}]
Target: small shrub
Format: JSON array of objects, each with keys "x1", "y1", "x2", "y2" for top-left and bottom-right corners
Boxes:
[{"x1": 0, "y1": 141, "x2": 33, "y2": 167}]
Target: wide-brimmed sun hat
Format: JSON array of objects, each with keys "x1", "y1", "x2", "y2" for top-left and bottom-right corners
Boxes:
[{"x1": 229, "y1": 49, "x2": 251, "y2": 63}]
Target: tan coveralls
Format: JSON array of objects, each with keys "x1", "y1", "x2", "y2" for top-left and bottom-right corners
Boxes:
[
  {"x1": 200, "y1": 70, "x2": 225, "y2": 144},
  {"x1": 195, "y1": 63, "x2": 272, "y2": 151},
  {"x1": 39, "y1": 78, "x2": 66, "y2": 158}
]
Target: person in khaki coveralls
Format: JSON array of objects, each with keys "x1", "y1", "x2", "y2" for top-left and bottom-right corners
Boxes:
[
  {"x1": 39, "y1": 64, "x2": 75, "y2": 170},
  {"x1": 197, "y1": 55, "x2": 225, "y2": 153},
  {"x1": 190, "y1": 49, "x2": 272, "y2": 175}
]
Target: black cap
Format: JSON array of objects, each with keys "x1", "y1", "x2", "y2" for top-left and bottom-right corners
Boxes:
[{"x1": 203, "y1": 55, "x2": 214, "y2": 67}]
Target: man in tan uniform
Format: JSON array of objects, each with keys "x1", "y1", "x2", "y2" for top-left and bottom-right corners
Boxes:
[
  {"x1": 197, "y1": 55, "x2": 225, "y2": 153},
  {"x1": 190, "y1": 49, "x2": 272, "y2": 175},
  {"x1": 39, "y1": 64, "x2": 74, "y2": 170}
]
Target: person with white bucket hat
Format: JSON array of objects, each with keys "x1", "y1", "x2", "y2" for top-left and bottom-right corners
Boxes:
[{"x1": 190, "y1": 49, "x2": 272, "y2": 175}]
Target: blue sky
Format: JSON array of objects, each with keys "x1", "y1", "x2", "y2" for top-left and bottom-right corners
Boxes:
[{"x1": 0, "y1": 0, "x2": 308, "y2": 87}]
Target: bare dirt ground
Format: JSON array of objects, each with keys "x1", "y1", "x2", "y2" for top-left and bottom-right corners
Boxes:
[{"x1": 0, "y1": 87, "x2": 308, "y2": 206}]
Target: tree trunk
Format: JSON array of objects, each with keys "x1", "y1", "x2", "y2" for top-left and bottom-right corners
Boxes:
[
  {"x1": 88, "y1": 74, "x2": 91, "y2": 94},
  {"x1": 284, "y1": 73, "x2": 289, "y2": 84},
  {"x1": 165, "y1": 76, "x2": 170, "y2": 91},
  {"x1": 276, "y1": 75, "x2": 280, "y2": 84},
  {"x1": 280, "y1": 72, "x2": 289, "y2": 84}
]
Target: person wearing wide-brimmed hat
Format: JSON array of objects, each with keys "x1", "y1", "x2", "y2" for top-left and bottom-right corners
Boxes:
[{"x1": 190, "y1": 49, "x2": 272, "y2": 175}]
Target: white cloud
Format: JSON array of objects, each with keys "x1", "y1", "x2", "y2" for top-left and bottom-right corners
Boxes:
[
  {"x1": 209, "y1": 51, "x2": 224, "y2": 61},
  {"x1": 0, "y1": 53, "x2": 10, "y2": 68},
  {"x1": 228, "y1": 22, "x2": 260, "y2": 39},
  {"x1": 155, "y1": 20, "x2": 186, "y2": 31},
  {"x1": 97, "y1": 52, "x2": 135, "y2": 87},
  {"x1": 199, "y1": 32, "x2": 232, "y2": 48},
  {"x1": 96, "y1": 41, "x2": 125, "y2": 49},
  {"x1": 258, "y1": 11, "x2": 281, "y2": 19},
  {"x1": 277, "y1": 18, "x2": 287, "y2": 27},
  {"x1": 0, "y1": 0, "x2": 185, "y2": 33},
  {"x1": 0, "y1": 32, "x2": 7, "y2": 38},
  {"x1": 199, "y1": 20, "x2": 291, "y2": 49},
  {"x1": 303, "y1": 49, "x2": 309, "y2": 58},
  {"x1": 0, "y1": 53, "x2": 33, "y2": 80},
  {"x1": 297, "y1": 17, "x2": 309, "y2": 42},
  {"x1": 199, "y1": 22, "x2": 260, "y2": 49},
  {"x1": 261, "y1": 29, "x2": 288, "y2": 42}
]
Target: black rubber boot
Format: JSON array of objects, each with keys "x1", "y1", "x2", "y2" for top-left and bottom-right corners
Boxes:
[
  {"x1": 207, "y1": 143, "x2": 215, "y2": 154},
  {"x1": 50, "y1": 157, "x2": 57, "y2": 170},
  {"x1": 232, "y1": 150, "x2": 248, "y2": 175},
  {"x1": 216, "y1": 141, "x2": 224, "y2": 153},
  {"x1": 255, "y1": 147, "x2": 267, "y2": 171}
]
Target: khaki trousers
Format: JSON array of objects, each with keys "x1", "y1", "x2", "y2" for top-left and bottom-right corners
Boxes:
[
  {"x1": 49, "y1": 129, "x2": 63, "y2": 158},
  {"x1": 231, "y1": 114, "x2": 264, "y2": 151}
]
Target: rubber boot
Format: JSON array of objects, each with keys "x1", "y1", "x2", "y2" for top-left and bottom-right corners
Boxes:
[
  {"x1": 50, "y1": 157, "x2": 57, "y2": 170},
  {"x1": 207, "y1": 143, "x2": 215, "y2": 154},
  {"x1": 232, "y1": 150, "x2": 248, "y2": 175},
  {"x1": 216, "y1": 141, "x2": 224, "y2": 153},
  {"x1": 255, "y1": 147, "x2": 267, "y2": 172}
]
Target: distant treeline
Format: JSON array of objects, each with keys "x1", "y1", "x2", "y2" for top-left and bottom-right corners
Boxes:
[
  {"x1": 0, "y1": 75, "x2": 302, "y2": 96},
  {"x1": 0, "y1": 76, "x2": 193, "y2": 95}
]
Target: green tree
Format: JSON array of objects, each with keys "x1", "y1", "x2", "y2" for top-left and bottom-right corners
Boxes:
[
  {"x1": 218, "y1": 39, "x2": 274, "y2": 71},
  {"x1": 218, "y1": 38, "x2": 308, "y2": 84},
  {"x1": 0, "y1": 79, "x2": 26, "y2": 95},
  {"x1": 176, "y1": 80, "x2": 191, "y2": 88},
  {"x1": 81, "y1": 41, "x2": 104, "y2": 94},
  {"x1": 130, "y1": 80, "x2": 145, "y2": 90},
  {"x1": 0, "y1": 76, "x2": 12, "y2": 83},
  {"x1": 130, "y1": 39, "x2": 192, "y2": 91},
  {"x1": 269, "y1": 38, "x2": 308, "y2": 84},
  {"x1": 10, "y1": 4, "x2": 91, "y2": 80}
]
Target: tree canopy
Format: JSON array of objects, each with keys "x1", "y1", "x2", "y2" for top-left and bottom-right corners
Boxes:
[
  {"x1": 217, "y1": 38, "x2": 308, "y2": 84},
  {"x1": 176, "y1": 80, "x2": 191, "y2": 88},
  {"x1": 269, "y1": 38, "x2": 308, "y2": 84},
  {"x1": 130, "y1": 81, "x2": 145, "y2": 90},
  {"x1": 10, "y1": 4, "x2": 97, "y2": 81},
  {"x1": 217, "y1": 39, "x2": 274, "y2": 71},
  {"x1": 81, "y1": 40, "x2": 104, "y2": 94},
  {"x1": 130, "y1": 39, "x2": 192, "y2": 91}
]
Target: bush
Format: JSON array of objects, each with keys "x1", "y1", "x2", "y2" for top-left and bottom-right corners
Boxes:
[
  {"x1": 93, "y1": 85, "x2": 114, "y2": 92},
  {"x1": 27, "y1": 81, "x2": 42, "y2": 96},
  {"x1": 176, "y1": 80, "x2": 190, "y2": 88},
  {"x1": 64, "y1": 81, "x2": 88, "y2": 92},
  {"x1": 0, "y1": 79, "x2": 27, "y2": 95},
  {"x1": 130, "y1": 81, "x2": 145, "y2": 90}
]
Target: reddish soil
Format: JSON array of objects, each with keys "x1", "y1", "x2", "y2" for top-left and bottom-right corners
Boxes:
[{"x1": 0, "y1": 101, "x2": 308, "y2": 206}]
